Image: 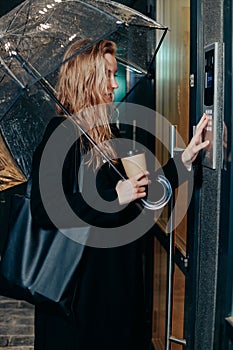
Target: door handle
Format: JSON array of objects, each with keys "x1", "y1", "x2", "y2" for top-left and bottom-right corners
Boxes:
[
  {"x1": 166, "y1": 125, "x2": 187, "y2": 349},
  {"x1": 169, "y1": 124, "x2": 176, "y2": 158}
]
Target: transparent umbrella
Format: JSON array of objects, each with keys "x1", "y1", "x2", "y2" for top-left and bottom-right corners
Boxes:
[{"x1": 0, "y1": 0, "x2": 169, "y2": 207}]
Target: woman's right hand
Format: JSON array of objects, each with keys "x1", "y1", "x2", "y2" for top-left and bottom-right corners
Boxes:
[{"x1": 115, "y1": 172, "x2": 150, "y2": 205}]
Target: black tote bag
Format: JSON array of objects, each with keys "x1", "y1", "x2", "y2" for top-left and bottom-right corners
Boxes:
[{"x1": 0, "y1": 172, "x2": 90, "y2": 320}]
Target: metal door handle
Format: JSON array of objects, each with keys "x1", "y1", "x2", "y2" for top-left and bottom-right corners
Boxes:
[{"x1": 166, "y1": 124, "x2": 187, "y2": 349}]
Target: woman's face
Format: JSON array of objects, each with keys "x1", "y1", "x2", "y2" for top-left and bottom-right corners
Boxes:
[{"x1": 104, "y1": 53, "x2": 118, "y2": 102}]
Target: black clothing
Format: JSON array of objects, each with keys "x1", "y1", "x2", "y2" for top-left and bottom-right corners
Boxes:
[{"x1": 31, "y1": 116, "x2": 190, "y2": 350}]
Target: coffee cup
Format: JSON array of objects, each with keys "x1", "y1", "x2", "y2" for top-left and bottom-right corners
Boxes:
[{"x1": 121, "y1": 152, "x2": 147, "y2": 178}]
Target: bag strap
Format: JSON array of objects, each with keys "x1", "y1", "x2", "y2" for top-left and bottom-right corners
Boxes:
[
  {"x1": 25, "y1": 178, "x2": 32, "y2": 198},
  {"x1": 78, "y1": 149, "x2": 84, "y2": 194},
  {"x1": 73, "y1": 140, "x2": 84, "y2": 194}
]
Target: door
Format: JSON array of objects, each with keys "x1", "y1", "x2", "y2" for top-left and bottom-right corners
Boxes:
[{"x1": 152, "y1": 0, "x2": 192, "y2": 349}]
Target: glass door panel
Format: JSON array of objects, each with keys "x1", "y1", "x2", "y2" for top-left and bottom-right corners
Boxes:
[
  {"x1": 152, "y1": 238, "x2": 167, "y2": 349},
  {"x1": 171, "y1": 265, "x2": 185, "y2": 349},
  {"x1": 155, "y1": 0, "x2": 190, "y2": 142},
  {"x1": 174, "y1": 183, "x2": 188, "y2": 255},
  {"x1": 152, "y1": 236, "x2": 186, "y2": 350},
  {"x1": 155, "y1": 0, "x2": 190, "y2": 253},
  {"x1": 153, "y1": 0, "x2": 190, "y2": 348}
]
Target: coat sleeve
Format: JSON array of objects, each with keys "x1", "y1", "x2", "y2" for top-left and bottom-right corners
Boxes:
[
  {"x1": 140, "y1": 153, "x2": 193, "y2": 204},
  {"x1": 160, "y1": 152, "x2": 192, "y2": 188}
]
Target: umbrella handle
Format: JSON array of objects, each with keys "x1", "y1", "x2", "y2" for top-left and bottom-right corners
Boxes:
[{"x1": 140, "y1": 175, "x2": 172, "y2": 210}]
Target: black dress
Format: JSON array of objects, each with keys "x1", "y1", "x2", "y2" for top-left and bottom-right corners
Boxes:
[{"x1": 30, "y1": 116, "x2": 189, "y2": 350}]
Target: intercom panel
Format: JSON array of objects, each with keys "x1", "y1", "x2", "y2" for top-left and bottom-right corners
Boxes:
[{"x1": 202, "y1": 42, "x2": 219, "y2": 169}]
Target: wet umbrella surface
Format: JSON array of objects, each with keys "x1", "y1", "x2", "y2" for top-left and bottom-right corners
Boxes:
[{"x1": 0, "y1": 0, "x2": 168, "y2": 188}]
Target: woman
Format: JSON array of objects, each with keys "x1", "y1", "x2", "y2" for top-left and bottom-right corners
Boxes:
[{"x1": 31, "y1": 39, "x2": 209, "y2": 350}]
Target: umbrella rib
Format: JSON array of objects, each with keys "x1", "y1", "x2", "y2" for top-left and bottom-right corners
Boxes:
[
  {"x1": 88, "y1": 0, "x2": 167, "y2": 29},
  {"x1": 116, "y1": 57, "x2": 147, "y2": 75},
  {"x1": 0, "y1": 56, "x2": 25, "y2": 89},
  {"x1": 116, "y1": 29, "x2": 168, "y2": 109},
  {"x1": 2, "y1": 1, "x2": 32, "y2": 53},
  {"x1": 147, "y1": 28, "x2": 168, "y2": 74}
]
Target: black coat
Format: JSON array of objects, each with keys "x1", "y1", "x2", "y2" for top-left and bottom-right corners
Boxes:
[{"x1": 30, "y1": 116, "x2": 190, "y2": 350}]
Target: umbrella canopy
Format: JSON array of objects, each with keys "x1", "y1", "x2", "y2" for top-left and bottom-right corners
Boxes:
[{"x1": 0, "y1": 0, "x2": 168, "y2": 188}]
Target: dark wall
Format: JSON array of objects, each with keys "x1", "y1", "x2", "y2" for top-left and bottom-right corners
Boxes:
[
  {"x1": 0, "y1": 0, "x2": 25, "y2": 17},
  {"x1": 216, "y1": 0, "x2": 233, "y2": 347},
  {"x1": 194, "y1": 0, "x2": 225, "y2": 349}
]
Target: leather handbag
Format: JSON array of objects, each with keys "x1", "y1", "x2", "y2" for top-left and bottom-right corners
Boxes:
[{"x1": 0, "y1": 150, "x2": 90, "y2": 320}]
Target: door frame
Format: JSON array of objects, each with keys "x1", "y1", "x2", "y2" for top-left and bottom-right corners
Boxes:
[
  {"x1": 215, "y1": 0, "x2": 233, "y2": 348},
  {"x1": 183, "y1": 0, "x2": 204, "y2": 348}
]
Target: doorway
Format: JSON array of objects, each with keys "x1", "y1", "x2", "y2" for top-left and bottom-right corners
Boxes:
[{"x1": 152, "y1": 0, "x2": 191, "y2": 349}]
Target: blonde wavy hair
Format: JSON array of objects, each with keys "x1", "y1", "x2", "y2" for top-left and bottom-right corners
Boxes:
[{"x1": 56, "y1": 38, "x2": 117, "y2": 168}]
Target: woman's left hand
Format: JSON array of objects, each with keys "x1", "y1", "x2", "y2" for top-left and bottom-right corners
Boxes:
[
  {"x1": 115, "y1": 171, "x2": 150, "y2": 205},
  {"x1": 182, "y1": 113, "x2": 210, "y2": 169}
]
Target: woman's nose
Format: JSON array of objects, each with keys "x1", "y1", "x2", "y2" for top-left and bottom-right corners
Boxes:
[{"x1": 112, "y1": 76, "x2": 119, "y2": 89}]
